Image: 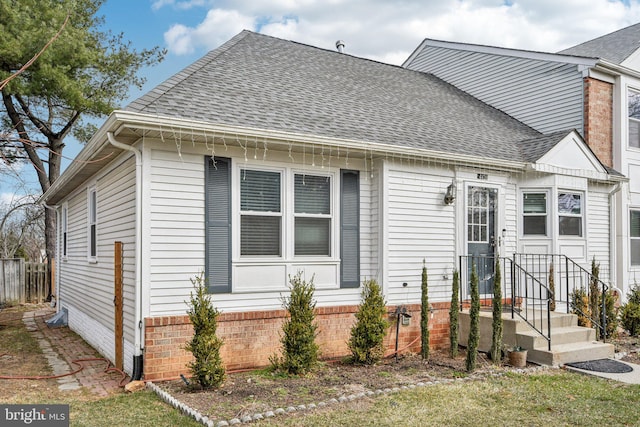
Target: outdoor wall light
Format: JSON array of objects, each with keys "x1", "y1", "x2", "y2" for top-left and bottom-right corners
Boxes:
[{"x1": 444, "y1": 179, "x2": 456, "y2": 205}]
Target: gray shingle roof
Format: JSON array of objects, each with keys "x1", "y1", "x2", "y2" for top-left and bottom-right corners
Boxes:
[
  {"x1": 558, "y1": 22, "x2": 640, "y2": 64},
  {"x1": 127, "y1": 30, "x2": 545, "y2": 162},
  {"x1": 517, "y1": 130, "x2": 572, "y2": 163}
]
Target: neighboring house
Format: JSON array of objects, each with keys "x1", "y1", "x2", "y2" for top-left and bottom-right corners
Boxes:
[
  {"x1": 40, "y1": 31, "x2": 621, "y2": 380},
  {"x1": 403, "y1": 22, "x2": 640, "y2": 299}
]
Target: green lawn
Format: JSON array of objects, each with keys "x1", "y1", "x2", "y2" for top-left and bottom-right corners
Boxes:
[{"x1": 252, "y1": 371, "x2": 640, "y2": 426}]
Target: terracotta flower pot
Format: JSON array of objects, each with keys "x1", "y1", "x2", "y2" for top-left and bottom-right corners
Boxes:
[{"x1": 509, "y1": 349, "x2": 527, "y2": 368}]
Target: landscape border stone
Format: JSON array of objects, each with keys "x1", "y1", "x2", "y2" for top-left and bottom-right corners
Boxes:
[{"x1": 147, "y1": 365, "x2": 552, "y2": 426}]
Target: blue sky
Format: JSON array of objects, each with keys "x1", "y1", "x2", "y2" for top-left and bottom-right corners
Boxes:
[{"x1": 3, "y1": 0, "x2": 640, "y2": 200}]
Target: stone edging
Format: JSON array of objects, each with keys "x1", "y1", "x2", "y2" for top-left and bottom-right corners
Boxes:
[{"x1": 147, "y1": 365, "x2": 553, "y2": 426}]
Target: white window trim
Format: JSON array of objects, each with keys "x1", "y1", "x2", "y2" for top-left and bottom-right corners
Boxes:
[
  {"x1": 521, "y1": 190, "x2": 549, "y2": 238},
  {"x1": 631, "y1": 208, "x2": 640, "y2": 269},
  {"x1": 87, "y1": 187, "x2": 97, "y2": 263},
  {"x1": 558, "y1": 191, "x2": 584, "y2": 238},
  {"x1": 292, "y1": 169, "x2": 336, "y2": 259},
  {"x1": 628, "y1": 87, "x2": 640, "y2": 151},
  {"x1": 233, "y1": 164, "x2": 339, "y2": 262},
  {"x1": 61, "y1": 202, "x2": 68, "y2": 260}
]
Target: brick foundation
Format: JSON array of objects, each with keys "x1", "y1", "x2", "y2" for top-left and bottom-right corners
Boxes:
[
  {"x1": 143, "y1": 302, "x2": 451, "y2": 381},
  {"x1": 583, "y1": 77, "x2": 613, "y2": 167}
]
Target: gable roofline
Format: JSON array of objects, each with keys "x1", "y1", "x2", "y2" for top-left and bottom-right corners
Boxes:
[
  {"x1": 558, "y1": 22, "x2": 640, "y2": 65},
  {"x1": 403, "y1": 38, "x2": 599, "y2": 69}
]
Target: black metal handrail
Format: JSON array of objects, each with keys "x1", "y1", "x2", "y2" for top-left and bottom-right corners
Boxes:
[
  {"x1": 513, "y1": 254, "x2": 609, "y2": 341},
  {"x1": 458, "y1": 255, "x2": 552, "y2": 350}
]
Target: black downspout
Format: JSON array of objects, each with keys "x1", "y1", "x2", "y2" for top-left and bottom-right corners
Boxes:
[{"x1": 131, "y1": 355, "x2": 143, "y2": 381}]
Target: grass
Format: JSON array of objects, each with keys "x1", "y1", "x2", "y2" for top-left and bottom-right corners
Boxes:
[
  {"x1": 0, "y1": 305, "x2": 198, "y2": 426},
  {"x1": 256, "y1": 371, "x2": 640, "y2": 426},
  {"x1": 3, "y1": 305, "x2": 640, "y2": 426}
]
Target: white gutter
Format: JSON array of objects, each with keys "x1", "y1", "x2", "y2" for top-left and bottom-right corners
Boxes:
[
  {"x1": 595, "y1": 59, "x2": 640, "y2": 80},
  {"x1": 107, "y1": 131, "x2": 143, "y2": 378},
  {"x1": 110, "y1": 110, "x2": 529, "y2": 172}
]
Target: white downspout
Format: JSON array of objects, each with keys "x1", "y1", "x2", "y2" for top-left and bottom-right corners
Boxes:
[
  {"x1": 107, "y1": 132, "x2": 143, "y2": 379},
  {"x1": 42, "y1": 202, "x2": 59, "y2": 309},
  {"x1": 609, "y1": 181, "x2": 622, "y2": 291}
]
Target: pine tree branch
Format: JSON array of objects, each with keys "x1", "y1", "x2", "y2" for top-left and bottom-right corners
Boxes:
[{"x1": 0, "y1": 13, "x2": 70, "y2": 91}]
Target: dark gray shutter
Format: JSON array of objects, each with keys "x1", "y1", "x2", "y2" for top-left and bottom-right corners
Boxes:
[
  {"x1": 205, "y1": 157, "x2": 231, "y2": 293},
  {"x1": 340, "y1": 170, "x2": 359, "y2": 288}
]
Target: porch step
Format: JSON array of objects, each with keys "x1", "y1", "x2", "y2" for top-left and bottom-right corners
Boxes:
[
  {"x1": 459, "y1": 310, "x2": 613, "y2": 367},
  {"x1": 516, "y1": 326, "x2": 595, "y2": 349},
  {"x1": 513, "y1": 310, "x2": 577, "y2": 330},
  {"x1": 527, "y1": 341, "x2": 615, "y2": 366}
]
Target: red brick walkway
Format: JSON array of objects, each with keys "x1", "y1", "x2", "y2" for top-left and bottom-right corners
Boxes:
[{"x1": 27, "y1": 308, "x2": 128, "y2": 397}]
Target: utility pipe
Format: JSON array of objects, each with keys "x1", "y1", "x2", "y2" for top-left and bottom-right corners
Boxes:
[{"x1": 107, "y1": 132, "x2": 143, "y2": 381}]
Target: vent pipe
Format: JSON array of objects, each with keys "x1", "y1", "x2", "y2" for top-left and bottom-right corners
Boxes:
[{"x1": 336, "y1": 40, "x2": 345, "y2": 53}]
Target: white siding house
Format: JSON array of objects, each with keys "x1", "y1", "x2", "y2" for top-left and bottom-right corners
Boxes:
[
  {"x1": 41, "y1": 31, "x2": 622, "y2": 379},
  {"x1": 404, "y1": 24, "x2": 640, "y2": 298}
]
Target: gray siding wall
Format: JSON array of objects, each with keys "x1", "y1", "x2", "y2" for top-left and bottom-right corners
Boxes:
[
  {"x1": 59, "y1": 156, "x2": 136, "y2": 365},
  {"x1": 147, "y1": 144, "x2": 375, "y2": 315},
  {"x1": 587, "y1": 183, "x2": 611, "y2": 282},
  {"x1": 406, "y1": 46, "x2": 585, "y2": 135},
  {"x1": 386, "y1": 164, "x2": 456, "y2": 304}
]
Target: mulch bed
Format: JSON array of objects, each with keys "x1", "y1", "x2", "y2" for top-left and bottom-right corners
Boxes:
[{"x1": 156, "y1": 349, "x2": 517, "y2": 422}]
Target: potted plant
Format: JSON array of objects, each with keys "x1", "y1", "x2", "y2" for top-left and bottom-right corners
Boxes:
[{"x1": 508, "y1": 345, "x2": 527, "y2": 368}]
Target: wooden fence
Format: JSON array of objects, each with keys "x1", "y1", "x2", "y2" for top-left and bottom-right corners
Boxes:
[{"x1": 0, "y1": 259, "x2": 50, "y2": 304}]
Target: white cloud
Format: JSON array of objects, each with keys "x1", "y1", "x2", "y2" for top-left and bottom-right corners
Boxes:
[
  {"x1": 164, "y1": 9, "x2": 255, "y2": 54},
  {"x1": 152, "y1": 0, "x2": 207, "y2": 11},
  {"x1": 161, "y1": 0, "x2": 640, "y2": 64}
]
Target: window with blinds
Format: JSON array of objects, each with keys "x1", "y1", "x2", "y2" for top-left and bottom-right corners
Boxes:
[
  {"x1": 294, "y1": 174, "x2": 331, "y2": 256},
  {"x1": 240, "y1": 169, "x2": 282, "y2": 256},
  {"x1": 631, "y1": 210, "x2": 640, "y2": 266},
  {"x1": 523, "y1": 192, "x2": 547, "y2": 236}
]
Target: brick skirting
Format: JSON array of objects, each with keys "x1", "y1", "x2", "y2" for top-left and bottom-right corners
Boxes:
[{"x1": 143, "y1": 302, "x2": 451, "y2": 381}]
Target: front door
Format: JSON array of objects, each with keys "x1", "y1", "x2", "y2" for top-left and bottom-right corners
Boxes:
[{"x1": 467, "y1": 186, "x2": 497, "y2": 295}]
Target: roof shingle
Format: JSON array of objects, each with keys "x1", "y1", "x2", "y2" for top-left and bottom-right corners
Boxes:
[
  {"x1": 126, "y1": 30, "x2": 544, "y2": 162},
  {"x1": 558, "y1": 22, "x2": 640, "y2": 64}
]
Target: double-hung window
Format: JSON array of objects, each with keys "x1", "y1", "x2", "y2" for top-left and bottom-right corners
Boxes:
[
  {"x1": 558, "y1": 192, "x2": 582, "y2": 237},
  {"x1": 240, "y1": 169, "x2": 282, "y2": 256},
  {"x1": 522, "y1": 192, "x2": 547, "y2": 236},
  {"x1": 62, "y1": 204, "x2": 68, "y2": 258},
  {"x1": 206, "y1": 157, "x2": 359, "y2": 293},
  {"x1": 88, "y1": 188, "x2": 97, "y2": 259},
  {"x1": 294, "y1": 174, "x2": 331, "y2": 256},
  {"x1": 629, "y1": 89, "x2": 640, "y2": 148},
  {"x1": 631, "y1": 210, "x2": 640, "y2": 266}
]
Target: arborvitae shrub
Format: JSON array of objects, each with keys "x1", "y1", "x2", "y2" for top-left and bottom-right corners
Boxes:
[
  {"x1": 602, "y1": 289, "x2": 619, "y2": 339},
  {"x1": 278, "y1": 273, "x2": 319, "y2": 375},
  {"x1": 348, "y1": 279, "x2": 389, "y2": 364},
  {"x1": 589, "y1": 257, "x2": 601, "y2": 339},
  {"x1": 621, "y1": 283, "x2": 640, "y2": 336},
  {"x1": 184, "y1": 272, "x2": 225, "y2": 389},
  {"x1": 490, "y1": 258, "x2": 503, "y2": 364},
  {"x1": 421, "y1": 261, "x2": 430, "y2": 360},
  {"x1": 570, "y1": 287, "x2": 591, "y2": 327},
  {"x1": 449, "y1": 270, "x2": 459, "y2": 358},
  {"x1": 466, "y1": 263, "x2": 480, "y2": 372}
]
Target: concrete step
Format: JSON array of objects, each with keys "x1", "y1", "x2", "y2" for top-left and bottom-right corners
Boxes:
[
  {"x1": 513, "y1": 310, "x2": 578, "y2": 329},
  {"x1": 527, "y1": 341, "x2": 615, "y2": 366},
  {"x1": 517, "y1": 326, "x2": 595, "y2": 349}
]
